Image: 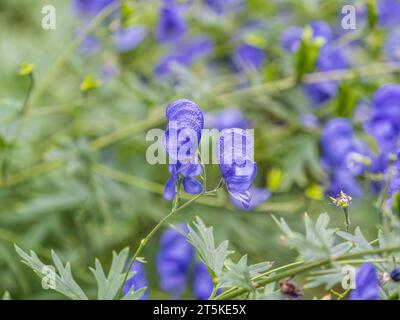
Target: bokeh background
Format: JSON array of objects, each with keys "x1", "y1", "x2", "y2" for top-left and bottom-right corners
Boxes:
[{"x1": 0, "y1": 0, "x2": 396, "y2": 299}]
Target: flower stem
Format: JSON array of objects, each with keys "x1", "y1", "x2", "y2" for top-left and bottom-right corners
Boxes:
[{"x1": 116, "y1": 192, "x2": 204, "y2": 299}]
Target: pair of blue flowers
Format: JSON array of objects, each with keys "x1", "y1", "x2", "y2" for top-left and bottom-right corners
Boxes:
[{"x1": 163, "y1": 99, "x2": 262, "y2": 210}]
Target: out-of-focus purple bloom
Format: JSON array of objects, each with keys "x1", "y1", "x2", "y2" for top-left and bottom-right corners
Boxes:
[
  {"x1": 353, "y1": 100, "x2": 371, "y2": 123},
  {"x1": 233, "y1": 43, "x2": 266, "y2": 71},
  {"x1": 122, "y1": 260, "x2": 148, "y2": 299},
  {"x1": 79, "y1": 35, "x2": 101, "y2": 55},
  {"x1": 205, "y1": 108, "x2": 251, "y2": 130},
  {"x1": 154, "y1": 6, "x2": 187, "y2": 43},
  {"x1": 299, "y1": 113, "x2": 320, "y2": 129},
  {"x1": 370, "y1": 153, "x2": 390, "y2": 193},
  {"x1": 349, "y1": 263, "x2": 380, "y2": 300},
  {"x1": 231, "y1": 186, "x2": 271, "y2": 211},
  {"x1": 155, "y1": 36, "x2": 214, "y2": 78},
  {"x1": 280, "y1": 26, "x2": 303, "y2": 53},
  {"x1": 114, "y1": 26, "x2": 147, "y2": 52},
  {"x1": 101, "y1": 61, "x2": 118, "y2": 81},
  {"x1": 204, "y1": 0, "x2": 243, "y2": 14},
  {"x1": 72, "y1": 0, "x2": 115, "y2": 16},
  {"x1": 377, "y1": 0, "x2": 400, "y2": 27},
  {"x1": 218, "y1": 128, "x2": 257, "y2": 209},
  {"x1": 385, "y1": 28, "x2": 400, "y2": 62},
  {"x1": 389, "y1": 150, "x2": 400, "y2": 208},
  {"x1": 322, "y1": 118, "x2": 371, "y2": 197},
  {"x1": 280, "y1": 20, "x2": 332, "y2": 54},
  {"x1": 157, "y1": 225, "x2": 194, "y2": 299},
  {"x1": 193, "y1": 262, "x2": 214, "y2": 300},
  {"x1": 365, "y1": 84, "x2": 400, "y2": 154},
  {"x1": 304, "y1": 45, "x2": 349, "y2": 106}
]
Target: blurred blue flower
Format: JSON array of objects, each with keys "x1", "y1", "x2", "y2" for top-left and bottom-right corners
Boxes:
[
  {"x1": 122, "y1": 260, "x2": 148, "y2": 299},
  {"x1": 113, "y1": 26, "x2": 147, "y2": 52},
  {"x1": 389, "y1": 150, "x2": 400, "y2": 206},
  {"x1": 280, "y1": 20, "x2": 332, "y2": 54},
  {"x1": 79, "y1": 34, "x2": 101, "y2": 55},
  {"x1": 322, "y1": 118, "x2": 371, "y2": 197},
  {"x1": 365, "y1": 84, "x2": 400, "y2": 154},
  {"x1": 349, "y1": 263, "x2": 380, "y2": 300},
  {"x1": 377, "y1": 0, "x2": 400, "y2": 27},
  {"x1": 192, "y1": 262, "x2": 214, "y2": 299},
  {"x1": 155, "y1": 36, "x2": 214, "y2": 78},
  {"x1": 234, "y1": 43, "x2": 266, "y2": 71},
  {"x1": 299, "y1": 113, "x2": 320, "y2": 130},
  {"x1": 231, "y1": 186, "x2": 271, "y2": 211},
  {"x1": 205, "y1": 108, "x2": 251, "y2": 130},
  {"x1": 280, "y1": 26, "x2": 303, "y2": 53},
  {"x1": 218, "y1": 128, "x2": 257, "y2": 209},
  {"x1": 72, "y1": 0, "x2": 115, "y2": 16},
  {"x1": 304, "y1": 44, "x2": 349, "y2": 106},
  {"x1": 156, "y1": 225, "x2": 194, "y2": 299},
  {"x1": 204, "y1": 0, "x2": 243, "y2": 14},
  {"x1": 154, "y1": 6, "x2": 187, "y2": 43},
  {"x1": 385, "y1": 28, "x2": 400, "y2": 62}
]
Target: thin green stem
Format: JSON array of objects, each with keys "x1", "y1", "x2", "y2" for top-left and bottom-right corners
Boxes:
[
  {"x1": 116, "y1": 191, "x2": 204, "y2": 299},
  {"x1": 207, "y1": 285, "x2": 218, "y2": 300}
]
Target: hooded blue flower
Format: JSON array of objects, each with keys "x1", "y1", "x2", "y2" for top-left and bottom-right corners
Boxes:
[
  {"x1": 156, "y1": 225, "x2": 194, "y2": 299},
  {"x1": 218, "y1": 128, "x2": 257, "y2": 209},
  {"x1": 322, "y1": 118, "x2": 371, "y2": 197},
  {"x1": 72, "y1": 0, "x2": 115, "y2": 16},
  {"x1": 163, "y1": 99, "x2": 204, "y2": 200},
  {"x1": 155, "y1": 36, "x2": 214, "y2": 78},
  {"x1": 193, "y1": 262, "x2": 214, "y2": 300},
  {"x1": 205, "y1": 108, "x2": 251, "y2": 130},
  {"x1": 154, "y1": 6, "x2": 187, "y2": 43},
  {"x1": 122, "y1": 260, "x2": 148, "y2": 299},
  {"x1": 304, "y1": 44, "x2": 349, "y2": 106},
  {"x1": 280, "y1": 20, "x2": 332, "y2": 54},
  {"x1": 349, "y1": 263, "x2": 380, "y2": 300},
  {"x1": 113, "y1": 26, "x2": 147, "y2": 52},
  {"x1": 231, "y1": 186, "x2": 271, "y2": 211},
  {"x1": 385, "y1": 28, "x2": 400, "y2": 62},
  {"x1": 377, "y1": 0, "x2": 400, "y2": 27},
  {"x1": 365, "y1": 84, "x2": 400, "y2": 154}
]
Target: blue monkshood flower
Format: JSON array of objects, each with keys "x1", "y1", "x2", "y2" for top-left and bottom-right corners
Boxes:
[
  {"x1": 156, "y1": 225, "x2": 194, "y2": 299},
  {"x1": 192, "y1": 262, "x2": 215, "y2": 300},
  {"x1": 280, "y1": 20, "x2": 332, "y2": 54},
  {"x1": 389, "y1": 150, "x2": 400, "y2": 206},
  {"x1": 155, "y1": 36, "x2": 214, "y2": 78},
  {"x1": 385, "y1": 28, "x2": 400, "y2": 62},
  {"x1": 349, "y1": 263, "x2": 380, "y2": 300},
  {"x1": 303, "y1": 44, "x2": 349, "y2": 106},
  {"x1": 154, "y1": 6, "x2": 187, "y2": 43},
  {"x1": 391, "y1": 268, "x2": 400, "y2": 281},
  {"x1": 72, "y1": 0, "x2": 115, "y2": 16},
  {"x1": 122, "y1": 260, "x2": 148, "y2": 299},
  {"x1": 204, "y1": 108, "x2": 251, "y2": 130},
  {"x1": 327, "y1": 170, "x2": 363, "y2": 198},
  {"x1": 231, "y1": 186, "x2": 271, "y2": 211},
  {"x1": 370, "y1": 153, "x2": 390, "y2": 193},
  {"x1": 163, "y1": 162, "x2": 203, "y2": 201},
  {"x1": 218, "y1": 128, "x2": 257, "y2": 209},
  {"x1": 377, "y1": 0, "x2": 400, "y2": 27},
  {"x1": 365, "y1": 84, "x2": 400, "y2": 154},
  {"x1": 353, "y1": 100, "x2": 371, "y2": 124},
  {"x1": 113, "y1": 26, "x2": 147, "y2": 52},
  {"x1": 164, "y1": 99, "x2": 204, "y2": 163},
  {"x1": 233, "y1": 43, "x2": 266, "y2": 71}
]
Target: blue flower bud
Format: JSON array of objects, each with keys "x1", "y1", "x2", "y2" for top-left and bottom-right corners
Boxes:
[
  {"x1": 122, "y1": 260, "x2": 148, "y2": 299},
  {"x1": 349, "y1": 263, "x2": 380, "y2": 300},
  {"x1": 390, "y1": 267, "x2": 400, "y2": 281}
]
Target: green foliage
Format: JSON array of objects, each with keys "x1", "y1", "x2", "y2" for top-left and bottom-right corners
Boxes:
[{"x1": 15, "y1": 246, "x2": 145, "y2": 300}]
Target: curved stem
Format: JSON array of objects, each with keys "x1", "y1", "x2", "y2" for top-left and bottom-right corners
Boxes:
[{"x1": 116, "y1": 192, "x2": 204, "y2": 299}]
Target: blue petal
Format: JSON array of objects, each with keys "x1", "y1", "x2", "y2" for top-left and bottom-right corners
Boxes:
[
  {"x1": 163, "y1": 175, "x2": 178, "y2": 201},
  {"x1": 183, "y1": 177, "x2": 203, "y2": 194}
]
